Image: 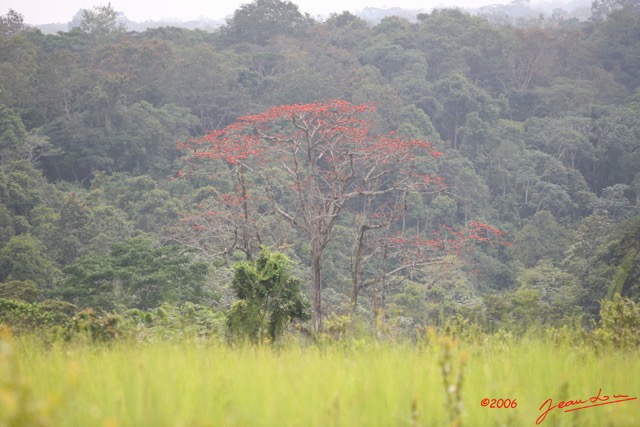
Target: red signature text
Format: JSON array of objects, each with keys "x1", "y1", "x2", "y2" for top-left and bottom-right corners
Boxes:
[{"x1": 536, "y1": 388, "x2": 637, "y2": 425}]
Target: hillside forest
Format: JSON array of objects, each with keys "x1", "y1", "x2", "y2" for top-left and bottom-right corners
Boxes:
[{"x1": 0, "y1": 0, "x2": 639, "y2": 340}]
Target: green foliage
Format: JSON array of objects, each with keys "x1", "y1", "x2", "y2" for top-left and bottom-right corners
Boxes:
[
  {"x1": 0, "y1": 161, "x2": 51, "y2": 219},
  {"x1": 0, "y1": 9, "x2": 27, "y2": 36},
  {"x1": 0, "y1": 103, "x2": 27, "y2": 160},
  {"x1": 568, "y1": 216, "x2": 640, "y2": 317},
  {"x1": 65, "y1": 308, "x2": 122, "y2": 342},
  {"x1": 510, "y1": 211, "x2": 571, "y2": 268},
  {"x1": 79, "y1": 204, "x2": 134, "y2": 256},
  {"x1": 77, "y1": 3, "x2": 127, "y2": 38},
  {"x1": 592, "y1": 184, "x2": 636, "y2": 222},
  {"x1": 0, "y1": 298, "x2": 58, "y2": 333},
  {"x1": 606, "y1": 249, "x2": 637, "y2": 299},
  {"x1": 39, "y1": 299, "x2": 77, "y2": 324},
  {"x1": 483, "y1": 258, "x2": 582, "y2": 335},
  {"x1": 591, "y1": 5, "x2": 640, "y2": 89},
  {"x1": 227, "y1": 248, "x2": 310, "y2": 343},
  {"x1": 592, "y1": 295, "x2": 640, "y2": 348},
  {"x1": 484, "y1": 289, "x2": 544, "y2": 334},
  {"x1": 390, "y1": 257, "x2": 483, "y2": 328},
  {"x1": 591, "y1": 0, "x2": 640, "y2": 21},
  {"x1": 0, "y1": 280, "x2": 40, "y2": 303},
  {"x1": 87, "y1": 173, "x2": 183, "y2": 234},
  {"x1": 0, "y1": 234, "x2": 59, "y2": 288},
  {"x1": 58, "y1": 237, "x2": 210, "y2": 310},
  {"x1": 222, "y1": 0, "x2": 312, "y2": 45},
  {"x1": 0, "y1": 0, "x2": 639, "y2": 334},
  {"x1": 432, "y1": 71, "x2": 498, "y2": 150},
  {"x1": 516, "y1": 259, "x2": 580, "y2": 323},
  {"x1": 124, "y1": 302, "x2": 226, "y2": 341},
  {"x1": 587, "y1": 104, "x2": 640, "y2": 193}
]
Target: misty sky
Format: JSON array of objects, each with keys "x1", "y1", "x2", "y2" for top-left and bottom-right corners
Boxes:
[{"x1": 3, "y1": 0, "x2": 521, "y2": 25}]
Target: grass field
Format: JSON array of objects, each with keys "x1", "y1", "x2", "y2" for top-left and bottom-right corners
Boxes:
[{"x1": 2, "y1": 331, "x2": 639, "y2": 427}]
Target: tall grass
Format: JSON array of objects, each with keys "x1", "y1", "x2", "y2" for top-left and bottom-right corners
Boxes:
[{"x1": 3, "y1": 333, "x2": 639, "y2": 427}]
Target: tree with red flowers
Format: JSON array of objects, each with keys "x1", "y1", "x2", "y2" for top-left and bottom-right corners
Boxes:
[
  {"x1": 348, "y1": 196, "x2": 510, "y2": 318},
  {"x1": 179, "y1": 100, "x2": 448, "y2": 332}
]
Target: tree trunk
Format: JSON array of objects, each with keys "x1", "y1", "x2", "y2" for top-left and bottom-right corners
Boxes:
[
  {"x1": 350, "y1": 225, "x2": 367, "y2": 314},
  {"x1": 311, "y1": 241, "x2": 323, "y2": 333},
  {"x1": 350, "y1": 224, "x2": 381, "y2": 315}
]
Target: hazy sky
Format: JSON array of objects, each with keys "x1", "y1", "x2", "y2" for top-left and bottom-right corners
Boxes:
[{"x1": 2, "y1": 0, "x2": 518, "y2": 25}]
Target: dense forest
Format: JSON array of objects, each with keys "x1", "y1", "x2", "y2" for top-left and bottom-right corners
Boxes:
[{"x1": 0, "y1": 0, "x2": 639, "y2": 340}]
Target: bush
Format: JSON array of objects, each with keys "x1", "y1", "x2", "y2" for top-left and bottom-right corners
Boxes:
[
  {"x1": 0, "y1": 298, "x2": 57, "y2": 333},
  {"x1": 124, "y1": 302, "x2": 226, "y2": 342},
  {"x1": 227, "y1": 248, "x2": 310, "y2": 344},
  {"x1": 0, "y1": 280, "x2": 41, "y2": 303},
  {"x1": 592, "y1": 296, "x2": 640, "y2": 348},
  {"x1": 65, "y1": 308, "x2": 123, "y2": 342}
]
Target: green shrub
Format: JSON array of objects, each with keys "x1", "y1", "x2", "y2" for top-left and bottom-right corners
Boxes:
[
  {"x1": 0, "y1": 280, "x2": 41, "y2": 303},
  {"x1": 124, "y1": 302, "x2": 226, "y2": 341},
  {"x1": 40, "y1": 299, "x2": 77, "y2": 324},
  {"x1": 592, "y1": 296, "x2": 640, "y2": 348},
  {"x1": 65, "y1": 308, "x2": 123, "y2": 342},
  {"x1": 0, "y1": 298, "x2": 57, "y2": 333},
  {"x1": 227, "y1": 248, "x2": 310, "y2": 344}
]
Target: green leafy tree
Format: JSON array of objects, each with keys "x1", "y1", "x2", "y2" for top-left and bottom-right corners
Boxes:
[
  {"x1": 80, "y1": 204, "x2": 134, "y2": 256},
  {"x1": 0, "y1": 9, "x2": 27, "y2": 36},
  {"x1": 511, "y1": 210, "x2": 572, "y2": 267},
  {"x1": 591, "y1": 0, "x2": 640, "y2": 22},
  {"x1": 592, "y1": 295, "x2": 640, "y2": 348},
  {"x1": 43, "y1": 192, "x2": 90, "y2": 265},
  {"x1": 124, "y1": 302, "x2": 226, "y2": 342},
  {"x1": 87, "y1": 173, "x2": 183, "y2": 234},
  {"x1": 588, "y1": 105, "x2": 640, "y2": 193},
  {"x1": 599, "y1": 217, "x2": 640, "y2": 302},
  {"x1": 506, "y1": 27, "x2": 557, "y2": 91},
  {"x1": 222, "y1": 0, "x2": 313, "y2": 46},
  {"x1": 0, "y1": 105, "x2": 57, "y2": 164},
  {"x1": 78, "y1": 3, "x2": 126, "y2": 38},
  {"x1": 484, "y1": 288, "x2": 544, "y2": 334},
  {"x1": 524, "y1": 116, "x2": 594, "y2": 170},
  {"x1": 0, "y1": 25, "x2": 38, "y2": 109},
  {"x1": 0, "y1": 280, "x2": 40, "y2": 303},
  {"x1": 31, "y1": 42, "x2": 87, "y2": 124},
  {"x1": 391, "y1": 256, "x2": 483, "y2": 327},
  {"x1": 432, "y1": 72, "x2": 499, "y2": 150},
  {"x1": 0, "y1": 160, "x2": 53, "y2": 221},
  {"x1": 57, "y1": 237, "x2": 209, "y2": 310},
  {"x1": 324, "y1": 11, "x2": 371, "y2": 52},
  {"x1": 158, "y1": 42, "x2": 248, "y2": 131},
  {"x1": 0, "y1": 234, "x2": 59, "y2": 289},
  {"x1": 417, "y1": 9, "x2": 493, "y2": 80},
  {"x1": 113, "y1": 102, "x2": 198, "y2": 177},
  {"x1": 516, "y1": 259, "x2": 579, "y2": 324},
  {"x1": 43, "y1": 114, "x2": 115, "y2": 183},
  {"x1": 591, "y1": 184, "x2": 636, "y2": 222},
  {"x1": 437, "y1": 157, "x2": 493, "y2": 224},
  {"x1": 227, "y1": 247, "x2": 310, "y2": 343},
  {"x1": 0, "y1": 299, "x2": 57, "y2": 333},
  {"x1": 566, "y1": 216, "x2": 640, "y2": 318},
  {"x1": 360, "y1": 30, "x2": 424, "y2": 81},
  {"x1": 0, "y1": 104, "x2": 26, "y2": 163}
]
